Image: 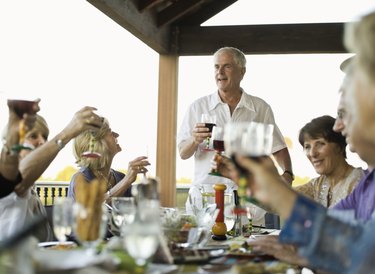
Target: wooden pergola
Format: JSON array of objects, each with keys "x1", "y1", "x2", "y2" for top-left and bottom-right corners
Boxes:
[{"x1": 87, "y1": 0, "x2": 347, "y2": 207}]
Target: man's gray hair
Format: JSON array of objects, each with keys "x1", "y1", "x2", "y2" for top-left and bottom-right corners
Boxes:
[{"x1": 214, "y1": 47, "x2": 246, "y2": 68}]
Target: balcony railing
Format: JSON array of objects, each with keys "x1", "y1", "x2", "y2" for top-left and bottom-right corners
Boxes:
[
  {"x1": 35, "y1": 181, "x2": 190, "y2": 207},
  {"x1": 35, "y1": 181, "x2": 70, "y2": 206}
]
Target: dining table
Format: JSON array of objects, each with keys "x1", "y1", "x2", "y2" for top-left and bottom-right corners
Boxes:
[{"x1": 0, "y1": 227, "x2": 316, "y2": 274}]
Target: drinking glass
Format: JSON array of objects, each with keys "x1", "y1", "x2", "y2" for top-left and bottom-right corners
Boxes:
[
  {"x1": 244, "y1": 202, "x2": 257, "y2": 234},
  {"x1": 81, "y1": 130, "x2": 101, "y2": 158},
  {"x1": 223, "y1": 193, "x2": 235, "y2": 232},
  {"x1": 52, "y1": 197, "x2": 74, "y2": 244},
  {"x1": 123, "y1": 200, "x2": 160, "y2": 269},
  {"x1": 7, "y1": 99, "x2": 38, "y2": 152},
  {"x1": 200, "y1": 113, "x2": 216, "y2": 151},
  {"x1": 224, "y1": 122, "x2": 274, "y2": 211},
  {"x1": 74, "y1": 202, "x2": 108, "y2": 252},
  {"x1": 224, "y1": 122, "x2": 274, "y2": 171},
  {"x1": 209, "y1": 126, "x2": 225, "y2": 176},
  {"x1": 199, "y1": 184, "x2": 215, "y2": 210},
  {"x1": 111, "y1": 197, "x2": 136, "y2": 234}
]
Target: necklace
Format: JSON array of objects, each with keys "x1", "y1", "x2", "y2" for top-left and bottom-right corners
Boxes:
[{"x1": 326, "y1": 165, "x2": 353, "y2": 207}]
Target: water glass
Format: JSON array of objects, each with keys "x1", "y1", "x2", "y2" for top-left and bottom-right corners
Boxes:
[
  {"x1": 123, "y1": 200, "x2": 160, "y2": 267},
  {"x1": 223, "y1": 194, "x2": 235, "y2": 232},
  {"x1": 52, "y1": 197, "x2": 74, "y2": 243},
  {"x1": 111, "y1": 197, "x2": 136, "y2": 231}
]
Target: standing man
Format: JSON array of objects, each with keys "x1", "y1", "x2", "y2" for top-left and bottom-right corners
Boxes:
[{"x1": 177, "y1": 47, "x2": 293, "y2": 209}]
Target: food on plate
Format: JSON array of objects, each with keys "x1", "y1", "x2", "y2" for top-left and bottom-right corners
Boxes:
[{"x1": 162, "y1": 211, "x2": 198, "y2": 244}]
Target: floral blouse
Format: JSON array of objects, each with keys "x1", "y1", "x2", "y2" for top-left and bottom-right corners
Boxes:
[{"x1": 294, "y1": 167, "x2": 364, "y2": 208}]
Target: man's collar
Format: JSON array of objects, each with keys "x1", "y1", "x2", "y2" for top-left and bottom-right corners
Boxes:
[
  {"x1": 207, "y1": 91, "x2": 224, "y2": 111},
  {"x1": 237, "y1": 89, "x2": 255, "y2": 111},
  {"x1": 208, "y1": 89, "x2": 255, "y2": 112}
]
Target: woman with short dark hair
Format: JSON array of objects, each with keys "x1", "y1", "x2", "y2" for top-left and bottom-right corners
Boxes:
[{"x1": 295, "y1": 115, "x2": 363, "y2": 207}]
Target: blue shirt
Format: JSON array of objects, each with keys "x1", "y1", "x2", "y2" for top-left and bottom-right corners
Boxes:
[
  {"x1": 333, "y1": 169, "x2": 375, "y2": 222},
  {"x1": 280, "y1": 195, "x2": 375, "y2": 274},
  {"x1": 67, "y1": 167, "x2": 132, "y2": 200}
]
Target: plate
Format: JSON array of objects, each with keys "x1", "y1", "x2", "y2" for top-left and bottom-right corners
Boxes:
[{"x1": 38, "y1": 241, "x2": 76, "y2": 250}]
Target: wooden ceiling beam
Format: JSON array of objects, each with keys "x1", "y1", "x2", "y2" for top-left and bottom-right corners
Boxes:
[
  {"x1": 176, "y1": 23, "x2": 346, "y2": 55},
  {"x1": 138, "y1": 0, "x2": 164, "y2": 12},
  {"x1": 177, "y1": 0, "x2": 237, "y2": 26},
  {"x1": 157, "y1": 0, "x2": 205, "y2": 27},
  {"x1": 87, "y1": 0, "x2": 171, "y2": 54}
]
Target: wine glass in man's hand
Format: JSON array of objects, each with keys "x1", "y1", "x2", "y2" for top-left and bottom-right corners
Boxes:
[
  {"x1": 209, "y1": 126, "x2": 225, "y2": 176},
  {"x1": 200, "y1": 113, "x2": 216, "y2": 151}
]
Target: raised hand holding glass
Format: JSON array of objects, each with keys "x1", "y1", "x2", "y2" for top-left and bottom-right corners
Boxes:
[
  {"x1": 224, "y1": 122, "x2": 274, "y2": 217},
  {"x1": 7, "y1": 98, "x2": 39, "y2": 152},
  {"x1": 200, "y1": 113, "x2": 216, "y2": 151}
]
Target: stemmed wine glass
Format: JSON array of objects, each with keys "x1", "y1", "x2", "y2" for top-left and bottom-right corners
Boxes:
[
  {"x1": 81, "y1": 130, "x2": 101, "y2": 158},
  {"x1": 209, "y1": 126, "x2": 225, "y2": 176},
  {"x1": 123, "y1": 200, "x2": 160, "y2": 271},
  {"x1": 52, "y1": 197, "x2": 74, "y2": 245},
  {"x1": 200, "y1": 113, "x2": 216, "y2": 151},
  {"x1": 224, "y1": 122, "x2": 274, "y2": 212},
  {"x1": 111, "y1": 197, "x2": 136, "y2": 235},
  {"x1": 7, "y1": 99, "x2": 38, "y2": 152}
]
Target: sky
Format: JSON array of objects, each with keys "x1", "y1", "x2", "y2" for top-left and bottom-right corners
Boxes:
[{"x1": 1, "y1": 0, "x2": 374, "y2": 181}]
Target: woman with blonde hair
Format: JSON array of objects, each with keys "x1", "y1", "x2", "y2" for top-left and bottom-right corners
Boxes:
[
  {"x1": 68, "y1": 117, "x2": 150, "y2": 203},
  {"x1": 1, "y1": 105, "x2": 101, "y2": 242}
]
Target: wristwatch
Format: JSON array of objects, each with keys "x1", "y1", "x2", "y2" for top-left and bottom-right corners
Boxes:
[
  {"x1": 283, "y1": 170, "x2": 295, "y2": 180},
  {"x1": 55, "y1": 139, "x2": 65, "y2": 150}
]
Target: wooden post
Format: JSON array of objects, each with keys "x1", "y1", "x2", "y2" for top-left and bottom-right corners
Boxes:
[{"x1": 156, "y1": 54, "x2": 178, "y2": 207}]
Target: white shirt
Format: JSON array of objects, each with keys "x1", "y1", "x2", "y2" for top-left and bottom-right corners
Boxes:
[
  {"x1": 177, "y1": 89, "x2": 287, "y2": 190},
  {"x1": 0, "y1": 189, "x2": 52, "y2": 241}
]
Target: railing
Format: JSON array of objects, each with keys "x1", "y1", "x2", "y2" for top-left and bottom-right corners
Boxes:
[
  {"x1": 35, "y1": 181, "x2": 190, "y2": 208},
  {"x1": 35, "y1": 182, "x2": 280, "y2": 229},
  {"x1": 35, "y1": 181, "x2": 70, "y2": 206}
]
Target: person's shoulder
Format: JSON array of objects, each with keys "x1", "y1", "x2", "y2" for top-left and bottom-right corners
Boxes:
[
  {"x1": 71, "y1": 170, "x2": 86, "y2": 182},
  {"x1": 353, "y1": 167, "x2": 365, "y2": 177},
  {"x1": 186, "y1": 92, "x2": 217, "y2": 112},
  {"x1": 191, "y1": 93, "x2": 214, "y2": 105},
  {"x1": 242, "y1": 92, "x2": 271, "y2": 107},
  {"x1": 71, "y1": 167, "x2": 91, "y2": 182},
  {"x1": 113, "y1": 169, "x2": 125, "y2": 180}
]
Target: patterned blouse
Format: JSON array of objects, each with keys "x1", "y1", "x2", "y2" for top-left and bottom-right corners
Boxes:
[{"x1": 294, "y1": 167, "x2": 364, "y2": 208}]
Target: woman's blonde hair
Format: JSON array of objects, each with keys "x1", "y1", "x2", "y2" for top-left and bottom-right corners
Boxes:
[
  {"x1": 2, "y1": 114, "x2": 49, "y2": 141},
  {"x1": 25, "y1": 114, "x2": 49, "y2": 140},
  {"x1": 73, "y1": 118, "x2": 111, "y2": 169}
]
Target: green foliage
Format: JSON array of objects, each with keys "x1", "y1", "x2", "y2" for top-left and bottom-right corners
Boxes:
[
  {"x1": 176, "y1": 177, "x2": 192, "y2": 184},
  {"x1": 55, "y1": 166, "x2": 78, "y2": 181},
  {"x1": 292, "y1": 176, "x2": 310, "y2": 187}
]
